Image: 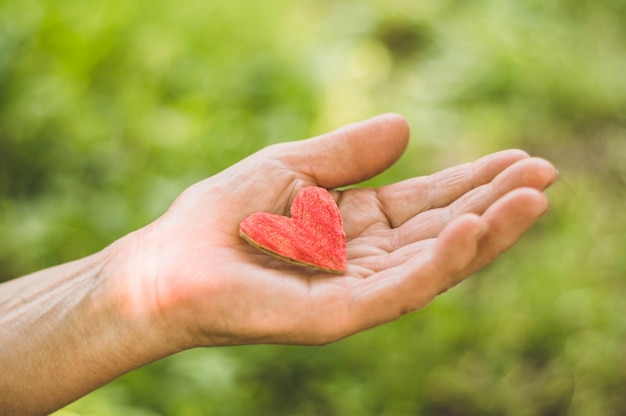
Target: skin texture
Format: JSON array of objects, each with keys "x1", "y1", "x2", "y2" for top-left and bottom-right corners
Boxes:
[{"x1": 0, "y1": 114, "x2": 558, "y2": 415}]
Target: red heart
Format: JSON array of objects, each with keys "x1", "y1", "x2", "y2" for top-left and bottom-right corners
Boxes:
[{"x1": 239, "y1": 186, "x2": 347, "y2": 273}]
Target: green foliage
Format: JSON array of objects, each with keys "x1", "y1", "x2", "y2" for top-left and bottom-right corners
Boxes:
[{"x1": 1, "y1": 0, "x2": 625, "y2": 414}]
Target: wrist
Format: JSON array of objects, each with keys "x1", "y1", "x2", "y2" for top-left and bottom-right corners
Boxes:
[
  {"x1": 102, "y1": 228, "x2": 193, "y2": 356},
  {"x1": 0, "y1": 236, "x2": 182, "y2": 414}
]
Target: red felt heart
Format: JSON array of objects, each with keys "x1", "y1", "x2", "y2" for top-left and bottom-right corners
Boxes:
[{"x1": 239, "y1": 186, "x2": 347, "y2": 273}]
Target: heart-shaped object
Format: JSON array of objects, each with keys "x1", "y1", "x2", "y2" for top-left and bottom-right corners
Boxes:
[{"x1": 239, "y1": 186, "x2": 347, "y2": 273}]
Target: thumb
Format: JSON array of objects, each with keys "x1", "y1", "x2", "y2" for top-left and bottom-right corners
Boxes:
[{"x1": 275, "y1": 113, "x2": 410, "y2": 189}]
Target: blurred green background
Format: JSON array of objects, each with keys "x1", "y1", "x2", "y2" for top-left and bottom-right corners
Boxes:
[{"x1": 1, "y1": 0, "x2": 625, "y2": 414}]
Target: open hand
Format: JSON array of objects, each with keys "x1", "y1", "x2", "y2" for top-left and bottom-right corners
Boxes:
[{"x1": 118, "y1": 114, "x2": 557, "y2": 349}]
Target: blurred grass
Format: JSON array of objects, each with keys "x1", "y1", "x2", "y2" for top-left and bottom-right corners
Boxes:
[{"x1": 1, "y1": 0, "x2": 625, "y2": 415}]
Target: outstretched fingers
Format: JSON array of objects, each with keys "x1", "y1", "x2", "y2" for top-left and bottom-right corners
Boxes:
[
  {"x1": 396, "y1": 157, "x2": 558, "y2": 240},
  {"x1": 345, "y1": 214, "x2": 486, "y2": 332},
  {"x1": 339, "y1": 187, "x2": 550, "y2": 337},
  {"x1": 376, "y1": 149, "x2": 530, "y2": 228}
]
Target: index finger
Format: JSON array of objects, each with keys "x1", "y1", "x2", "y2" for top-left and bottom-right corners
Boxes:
[{"x1": 375, "y1": 149, "x2": 531, "y2": 228}]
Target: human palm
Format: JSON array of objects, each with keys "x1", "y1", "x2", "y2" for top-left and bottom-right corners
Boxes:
[{"x1": 131, "y1": 114, "x2": 557, "y2": 350}]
